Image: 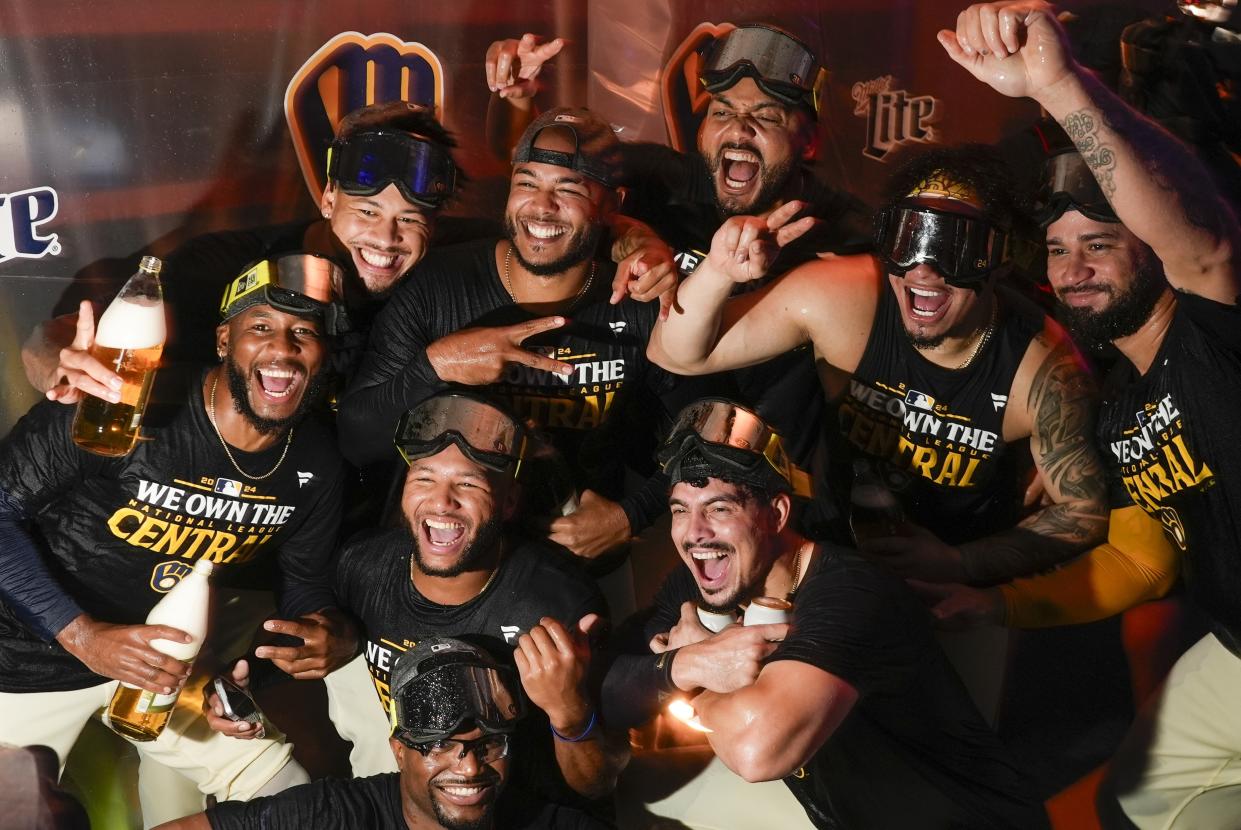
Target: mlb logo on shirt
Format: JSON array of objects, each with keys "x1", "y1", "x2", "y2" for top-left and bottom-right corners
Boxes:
[
  {"x1": 214, "y1": 478, "x2": 242, "y2": 497},
  {"x1": 904, "y1": 389, "x2": 935, "y2": 412}
]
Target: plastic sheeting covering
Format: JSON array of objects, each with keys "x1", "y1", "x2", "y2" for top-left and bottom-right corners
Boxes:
[{"x1": 0, "y1": 0, "x2": 1168, "y2": 430}]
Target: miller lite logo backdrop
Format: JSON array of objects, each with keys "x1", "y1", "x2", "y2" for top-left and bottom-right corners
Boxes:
[
  {"x1": 852, "y1": 75, "x2": 939, "y2": 162},
  {"x1": 284, "y1": 32, "x2": 446, "y2": 198},
  {"x1": 659, "y1": 22, "x2": 734, "y2": 153},
  {"x1": 0, "y1": 186, "x2": 60, "y2": 264}
]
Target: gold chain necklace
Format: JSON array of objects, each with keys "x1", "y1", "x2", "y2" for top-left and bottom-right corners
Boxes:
[
  {"x1": 955, "y1": 298, "x2": 999, "y2": 371},
  {"x1": 787, "y1": 542, "x2": 814, "y2": 599},
  {"x1": 207, "y1": 375, "x2": 292, "y2": 481},
  {"x1": 503, "y1": 243, "x2": 596, "y2": 307}
]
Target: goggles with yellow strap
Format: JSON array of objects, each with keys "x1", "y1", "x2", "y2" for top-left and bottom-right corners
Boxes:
[
  {"x1": 660, "y1": 398, "x2": 812, "y2": 498},
  {"x1": 699, "y1": 24, "x2": 828, "y2": 116},
  {"x1": 219, "y1": 253, "x2": 348, "y2": 333}
]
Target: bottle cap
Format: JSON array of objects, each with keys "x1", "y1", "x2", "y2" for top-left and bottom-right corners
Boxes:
[{"x1": 139, "y1": 255, "x2": 163, "y2": 274}]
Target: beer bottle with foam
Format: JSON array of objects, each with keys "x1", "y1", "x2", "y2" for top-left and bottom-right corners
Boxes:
[
  {"x1": 106, "y1": 558, "x2": 213, "y2": 742},
  {"x1": 71, "y1": 255, "x2": 166, "y2": 456}
]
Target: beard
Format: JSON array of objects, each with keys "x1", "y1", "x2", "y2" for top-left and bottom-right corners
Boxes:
[
  {"x1": 225, "y1": 356, "x2": 330, "y2": 436},
  {"x1": 430, "y1": 786, "x2": 497, "y2": 830},
  {"x1": 708, "y1": 143, "x2": 798, "y2": 217},
  {"x1": 902, "y1": 326, "x2": 947, "y2": 351},
  {"x1": 1056, "y1": 254, "x2": 1167, "y2": 351},
  {"x1": 504, "y1": 215, "x2": 604, "y2": 277},
  {"x1": 404, "y1": 513, "x2": 504, "y2": 578}
]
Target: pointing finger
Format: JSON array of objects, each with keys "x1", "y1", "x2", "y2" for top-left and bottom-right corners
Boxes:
[{"x1": 512, "y1": 316, "x2": 566, "y2": 342}]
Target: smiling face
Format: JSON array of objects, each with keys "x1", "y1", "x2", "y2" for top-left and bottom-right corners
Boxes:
[
  {"x1": 391, "y1": 729, "x2": 508, "y2": 830},
  {"x1": 698, "y1": 77, "x2": 815, "y2": 217},
  {"x1": 216, "y1": 305, "x2": 328, "y2": 434},
  {"x1": 400, "y1": 443, "x2": 515, "y2": 578},
  {"x1": 504, "y1": 128, "x2": 612, "y2": 277},
  {"x1": 321, "y1": 182, "x2": 433, "y2": 297},
  {"x1": 1045, "y1": 210, "x2": 1167, "y2": 348},
  {"x1": 886, "y1": 196, "x2": 993, "y2": 350},
  {"x1": 669, "y1": 477, "x2": 788, "y2": 611}
]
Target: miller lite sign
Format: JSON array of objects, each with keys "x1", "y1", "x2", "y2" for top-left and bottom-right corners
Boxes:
[
  {"x1": 0, "y1": 186, "x2": 60, "y2": 265},
  {"x1": 851, "y1": 75, "x2": 939, "y2": 161}
]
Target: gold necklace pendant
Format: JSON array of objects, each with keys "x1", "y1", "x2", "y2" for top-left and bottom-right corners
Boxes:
[
  {"x1": 504, "y1": 243, "x2": 596, "y2": 308},
  {"x1": 207, "y1": 375, "x2": 292, "y2": 481}
]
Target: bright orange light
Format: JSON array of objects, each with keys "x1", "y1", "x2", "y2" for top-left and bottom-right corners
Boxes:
[{"x1": 667, "y1": 698, "x2": 713, "y2": 733}]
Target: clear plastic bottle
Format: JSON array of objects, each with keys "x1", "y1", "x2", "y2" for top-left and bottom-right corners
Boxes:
[
  {"x1": 106, "y1": 558, "x2": 212, "y2": 742},
  {"x1": 72, "y1": 256, "x2": 166, "y2": 456}
]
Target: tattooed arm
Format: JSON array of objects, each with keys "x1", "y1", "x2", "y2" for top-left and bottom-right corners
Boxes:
[
  {"x1": 941, "y1": 2, "x2": 1240, "y2": 303},
  {"x1": 956, "y1": 324, "x2": 1108, "y2": 584}
]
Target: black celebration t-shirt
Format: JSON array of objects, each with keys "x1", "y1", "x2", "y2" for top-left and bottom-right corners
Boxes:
[
  {"x1": 1097, "y1": 292, "x2": 1241, "y2": 654},
  {"x1": 0, "y1": 376, "x2": 343, "y2": 692}
]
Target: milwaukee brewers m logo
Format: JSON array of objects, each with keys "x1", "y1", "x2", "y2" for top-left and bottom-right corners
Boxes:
[{"x1": 284, "y1": 32, "x2": 445, "y2": 198}]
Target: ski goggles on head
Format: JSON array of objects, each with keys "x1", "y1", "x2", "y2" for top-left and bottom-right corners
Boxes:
[
  {"x1": 394, "y1": 392, "x2": 527, "y2": 476},
  {"x1": 659, "y1": 399, "x2": 812, "y2": 498},
  {"x1": 875, "y1": 203, "x2": 1008, "y2": 288},
  {"x1": 1033, "y1": 151, "x2": 1119, "y2": 228},
  {"x1": 389, "y1": 639, "x2": 524, "y2": 746},
  {"x1": 699, "y1": 24, "x2": 828, "y2": 115},
  {"x1": 327, "y1": 129, "x2": 457, "y2": 209},
  {"x1": 220, "y1": 253, "x2": 348, "y2": 331}
]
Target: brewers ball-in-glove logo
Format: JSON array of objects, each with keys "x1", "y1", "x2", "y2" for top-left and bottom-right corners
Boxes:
[
  {"x1": 659, "y1": 22, "x2": 735, "y2": 153},
  {"x1": 284, "y1": 32, "x2": 445, "y2": 198}
]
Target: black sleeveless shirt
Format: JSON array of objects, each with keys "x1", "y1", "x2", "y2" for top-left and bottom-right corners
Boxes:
[{"x1": 831, "y1": 284, "x2": 1045, "y2": 544}]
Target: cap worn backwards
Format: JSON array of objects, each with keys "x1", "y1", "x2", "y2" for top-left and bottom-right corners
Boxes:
[{"x1": 511, "y1": 107, "x2": 623, "y2": 188}]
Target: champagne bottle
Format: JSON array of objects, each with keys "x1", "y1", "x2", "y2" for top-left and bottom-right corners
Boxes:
[
  {"x1": 106, "y1": 558, "x2": 213, "y2": 742},
  {"x1": 72, "y1": 255, "x2": 166, "y2": 457}
]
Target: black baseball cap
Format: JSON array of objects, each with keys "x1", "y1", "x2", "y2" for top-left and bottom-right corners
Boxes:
[{"x1": 512, "y1": 107, "x2": 623, "y2": 188}]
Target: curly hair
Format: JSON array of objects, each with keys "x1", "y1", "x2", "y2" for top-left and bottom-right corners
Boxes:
[{"x1": 881, "y1": 144, "x2": 1023, "y2": 228}]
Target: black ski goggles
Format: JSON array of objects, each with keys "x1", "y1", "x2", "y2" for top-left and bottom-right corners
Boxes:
[
  {"x1": 659, "y1": 399, "x2": 812, "y2": 498},
  {"x1": 327, "y1": 129, "x2": 457, "y2": 209},
  {"x1": 1033, "y1": 151, "x2": 1119, "y2": 228},
  {"x1": 699, "y1": 24, "x2": 828, "y2": 115},
  {"x1": 395, "y1": 393, "x2": 527, "y2": 476},
  {"x1": 388, "y1": 645, "x2": 524, "y2": 746},
  {"x1": 220, "y1": 253, "x2": 349, "y2": 333},
  {"x1": 875, "y1": 203, "x2": 1008, "y2": 288}
]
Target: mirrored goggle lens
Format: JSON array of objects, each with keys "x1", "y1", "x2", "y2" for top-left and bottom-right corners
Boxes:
[
  {"x1": 876, "y1": 205, "x2": 1005, "y2": 283},
  {"x1": 702, "y1": 26, "x2": 819, "y2": 95},
  {"x1": 330, "y1": 131, "x2": 456, "y2": 207},
  {"x1": 1033, "y1": 153, "x2": 1117, "y2": 226},
  {"x1": 395, "y1": 396, "x2": 525, "y2": 468},
  {"x1": 220, "y1": 254, "x2": 340, "y2": 317},
  {"x1": 393, "y1": 663, "x2": 521, "y2": 743},
  {"x1": 662, "y1": 400, "x2": 812, "y2": 497}
]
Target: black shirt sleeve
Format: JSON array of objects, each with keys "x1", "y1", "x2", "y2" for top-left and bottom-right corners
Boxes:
[
  {"x1": 768, "y1": 551, "x2": 930, "y2": 696},
  {"x1": 273, "y1": 452, "x2": 345, "y2": 617},
  {"x1": 337, "y1": 269, "x2": 447, "y2": 468},
  {"x1": 599, "y1": 567, "x2": 695, "y2": 727},
  {"x1": 0, "y1": 402, "x2": 95, "y2": 640},
  {"x1": 206, "y1": 775, "x2": 403, "y2": 830}
]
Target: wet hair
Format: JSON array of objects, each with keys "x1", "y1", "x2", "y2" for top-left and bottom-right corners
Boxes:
[
  {"x1": 681, "y1": 476, "x2": 781, "y2": 507},
  {"x1": 335, "y1": 101, "x2": 457, "y2": 151},
  {"x1": 881, "y1": 144, "x2": 1023, "y2": 228}
]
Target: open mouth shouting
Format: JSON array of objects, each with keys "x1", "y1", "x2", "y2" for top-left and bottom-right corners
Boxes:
[
  {"x1": 721, "y1": 147, "x2": 762, "y2": 191},
  {"x1": 905, "y1": 284, "x2": 952, "y2": 323},
  {"x1": 252, "y1": 363, "x2": 304, "y2": 405},
  {"x1": 422, "y1": 515, "x2": 467, "y2": 553},
  {"x1": 688, "y1": 544, "x2": 734, "y2": 594}
]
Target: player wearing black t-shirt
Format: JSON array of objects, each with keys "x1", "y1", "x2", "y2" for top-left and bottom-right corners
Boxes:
[
  {"x1": 601, "y1": 402, "x2": 1046, "y2": 828},
  {"x1": 340, "y1": 108, "x2": 686, "y2": 562},
  {"x1": 158, "y1": 637, "x2": 608, "y2": 830},
  {"x1": 25, "y1": 101, "x2": 465, "y2": 403},
  {"x1": 322, "y1": 392, "x2": 627, "y2": 807},
  {"x1": 483, "y1": 26, "x2": 871, "y2": 488},
  {"x1": 0, "y1": 287, "x2": 349, "y2": 809},
  {"x1": 928, "y1": 6, "x2": 1241, "y2": 826}
]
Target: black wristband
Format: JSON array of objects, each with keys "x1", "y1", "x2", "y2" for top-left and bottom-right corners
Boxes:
[{"x1": 655, "y1": 647, "x2": 680, "y2": 698}]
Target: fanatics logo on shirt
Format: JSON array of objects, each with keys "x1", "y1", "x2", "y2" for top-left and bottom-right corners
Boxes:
[
  {"x1": 297, "y1": 472, "x2": 314, "y2": 488},
  {"x1": 609, "y1": 321, "x2": 627, "y2": 336},
  {"x1": 990, "y1": 393, "x2": 1008, "y2": 412}
]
